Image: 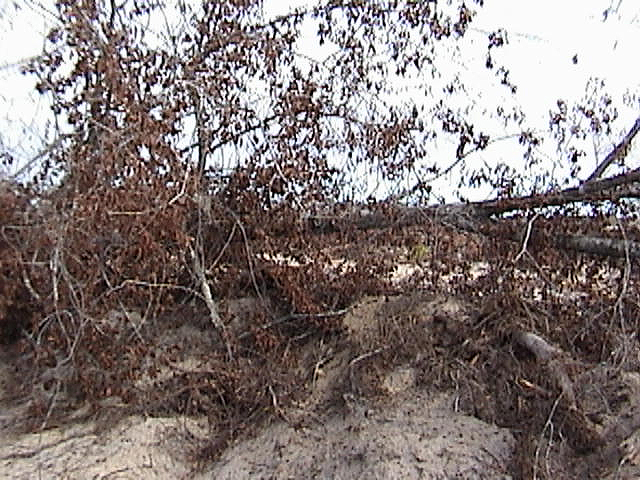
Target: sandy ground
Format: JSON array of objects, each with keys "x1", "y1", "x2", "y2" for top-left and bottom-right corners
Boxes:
[
  {"x1": 0, "y1": 389, "x2": 514, "y2": 479},
  {"x1": 3, "y1": 293, "x2": 640, "y2": 479},
  {"x1": 0, "y1": 414, "x2": 204, "y2": 479},
  {"x1": 204, "y1": 390, "x2": 514, "y2": 479},
  {"x1": 0, "y1": 319, "x2": 516, "y2": 480}
]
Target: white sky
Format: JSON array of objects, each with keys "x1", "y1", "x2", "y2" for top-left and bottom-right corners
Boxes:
[
  {"x1": 475, "y1": 0, "x2": 638, "y2": 117},
  {"x1": 0, "y1": 0, "x2": 638, "y2": 200}
]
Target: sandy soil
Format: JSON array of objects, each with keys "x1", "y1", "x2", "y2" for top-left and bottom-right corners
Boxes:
[
  {"x1": 3, "y1": 292, "x2": 640, "y2": 479},
  {"x1": 0, "y1": 388, "x2": 515, "y2": 479}
]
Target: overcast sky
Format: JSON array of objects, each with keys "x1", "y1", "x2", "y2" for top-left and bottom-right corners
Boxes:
[
  {"x1": 0, "y1": 0, "x2": 638, "y2": 199},
  {"x1": 476, "y1": 1, "x2": 637, "y2": 118}
]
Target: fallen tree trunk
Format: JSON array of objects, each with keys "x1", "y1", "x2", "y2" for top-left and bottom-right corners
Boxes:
[
  {"x1": 307, "y1": 169, "x2": 640, "y2": 259},
  {"x1": 558, "y1": 233, "x2": 640, "y2": 259}
]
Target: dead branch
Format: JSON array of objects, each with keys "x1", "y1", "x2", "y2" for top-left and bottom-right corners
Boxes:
[
  {"x1": 584, "y1": 116, "x2": 640, "y2": 184},
  {"x1": 557, "y1": 233, "x2": 640, "y2": 259},
  {"x1": 309, "y1": 167, "x2": 640, "y2": 233},
  {"x1": 189, "y1": 244, "x2": 232, "y2": 359},
  {"x1": 513, "y1": 329, "x2": 605, "y2": 453},
  {"x1": 514, "y1": 330, "x2": 563, "y2": 363},
  {"x1": 457, "y1": 168, "x2": 640, "y2": 219},
  {"x1": 513, "y1": 329, "x2": 576, "y2": 409},
  {"x1": 513, "y1": 212, "x2": 540, "y2": 263},
  {"x1": 306, "y1": 166, "x2": 640, "y2": 261}
]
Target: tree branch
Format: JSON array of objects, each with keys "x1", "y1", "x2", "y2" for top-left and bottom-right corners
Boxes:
[{"x1": 583, "y1": 115, "x2": 640, "y2": 184}]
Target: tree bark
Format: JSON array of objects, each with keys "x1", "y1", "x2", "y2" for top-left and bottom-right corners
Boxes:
[{"x1": 307, "y1": 167, "x2": 640, "y2": 260}]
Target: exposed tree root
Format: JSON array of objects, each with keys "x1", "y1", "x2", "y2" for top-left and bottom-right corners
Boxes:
[{"x1": 512, "y1": 329, "x2": 604, "y2": 453}]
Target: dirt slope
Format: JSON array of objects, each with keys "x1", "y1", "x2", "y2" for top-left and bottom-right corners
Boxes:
[
  {"x1": 3, "y1": 290, "x2": 640, "y2": 479},
  {"x1": 0, "y1": 389, "x2": 514, "y2": 479}
]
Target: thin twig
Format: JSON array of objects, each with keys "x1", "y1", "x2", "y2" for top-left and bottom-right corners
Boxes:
[
  {"x1": 533, "y1": 394, "x2": 563, "y2": 480},
  {"x1": 168, "y1": 166, "x2": 190, "y2": 206},
  {"x1": 98, "y1": 266, "x2": 145, "y2": 343},
  {"x1": 236, "y1": 307, "x2": 351, "y2": 340},
  {"x1": 189, "y1": 244, "x2": 232, "y2": 360},
  {"x1": 21, "y1": 268, "x2": 42, "y2": 302},
  {"x1": 208, "y1": 223, "x2": 237, "y2": 273},
  {"x1": 514, "y1": 212, "x2": 540, "y2": 263},
  {"x1": 101, "y1": 278, "x2": 202, "y2": 300},
  {"x1": 268, "y1": 384, "x2": 288, "y2": 421},
  {"x1": 348, "y1": 347, "x2": 387, "y2": 391},
  {"x1": 610, "y1": 216, "x2": 632, "y2": 367},
  {"x1": 613, "y1": 216, "x2": 631, "y2": 322},
  {"x1": 226, "y1": 209, "x2": 265, "y2": 305},
  {"x1": 40, "y1": 379, "x2": 61, "y2": 431},
  {"x1": 51, "y1": 243, "x2": 60, "y2": 307}
]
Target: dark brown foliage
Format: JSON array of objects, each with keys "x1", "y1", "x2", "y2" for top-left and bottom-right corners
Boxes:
[{"x1": 2, "y1": 1, "x2": 640, "y2": 478}]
